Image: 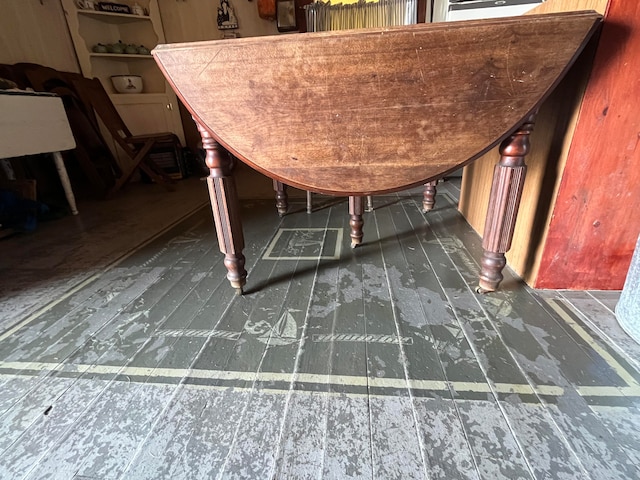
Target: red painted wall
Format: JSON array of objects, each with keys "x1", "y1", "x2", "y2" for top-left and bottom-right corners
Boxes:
[{"x1": 535, "y1": 0, "x2": 640, "y2": 289}]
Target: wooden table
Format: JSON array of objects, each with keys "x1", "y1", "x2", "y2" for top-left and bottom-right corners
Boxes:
[
  {"x1": 0, "y1": 91, "x2": 79, "y2": 215},
  {"x1": 153, "y1": 11, "x2": 602, "y2": 294}
]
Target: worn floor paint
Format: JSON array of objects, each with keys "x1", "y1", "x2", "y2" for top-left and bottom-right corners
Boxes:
[{"x1": 0, "y1": 179, "x2": 638, "y2": 479}]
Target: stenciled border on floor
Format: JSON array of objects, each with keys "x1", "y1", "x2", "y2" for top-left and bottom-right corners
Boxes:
[
  {"x1": 263, "y1": 228, "x2": 343, "y2": 260},
  {"x1": 1, "y1": 296, "x2": 639, "y2": 407}
]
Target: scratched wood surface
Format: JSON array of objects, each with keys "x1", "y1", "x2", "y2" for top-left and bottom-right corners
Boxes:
[
  {"x1": 153, "y1": 12, "x2": 601, "y2": 195},
  {"x1": 0, "y1": 180, "x2": 639, "y2": 479}
]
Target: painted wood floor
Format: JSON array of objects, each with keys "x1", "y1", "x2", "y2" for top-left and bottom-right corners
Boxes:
[{"x1": 0, "y1": 177, "x2": 639, "y2": 479}]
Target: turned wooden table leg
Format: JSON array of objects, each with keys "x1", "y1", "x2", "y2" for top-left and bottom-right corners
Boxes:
[
  {"x1": 366, "y1": 195, "x2": 374, "y2": 212},
  {"x1": 197, "y1": 121, "x2": 247, "y2": 294},
  {"x1": 306, "y1": 191, "x2": 313, "y2": 214},
  {"x1": 422, "y1": 180, "x2": 437, "y2": 213},
  {"x1": 273, "y1": 180, "x2": 288, "y2": 216},
  {"x1": 478, "y1": 114, "x2": 535, "y2": 293},
  {"x1": 349, "y1": 195, "x2": 364, "y2": 248}
]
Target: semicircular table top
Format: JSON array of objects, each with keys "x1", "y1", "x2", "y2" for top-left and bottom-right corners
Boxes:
[{"x1": 153, "y1": 11, "x2": 601, "y2": 196}]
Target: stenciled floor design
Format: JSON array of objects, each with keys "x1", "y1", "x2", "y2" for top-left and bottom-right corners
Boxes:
[{"x1": 0, "y1": 188, "x2": 638, "y2": 479}]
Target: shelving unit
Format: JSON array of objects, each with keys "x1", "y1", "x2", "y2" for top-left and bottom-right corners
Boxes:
[{"x1": 61, "y1": 0, "x2": 185, "y2": 151}]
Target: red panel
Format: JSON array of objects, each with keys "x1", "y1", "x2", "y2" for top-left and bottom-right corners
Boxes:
[{"x1": 536, "y1": 0, "x2": 640, "y2": 289}]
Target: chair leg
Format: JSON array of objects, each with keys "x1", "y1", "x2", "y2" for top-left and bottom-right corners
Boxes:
[
  {"x1": 106, "y1": 139, "x2": 171, "y2": 197},
  {"x1": 139, "y1": 161, "x2": 177, "y2": 191}
]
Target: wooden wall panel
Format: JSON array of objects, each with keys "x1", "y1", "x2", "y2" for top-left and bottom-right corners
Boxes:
[
  {"x1": 535, "y1": 0, "x2": 640, "y2": 289},
  {"x1": 0, "y1": 0, "x2": 79, "y2": 73},
  {"x1": 458, "y1": 0, "x2": 610, "y2": 286}
]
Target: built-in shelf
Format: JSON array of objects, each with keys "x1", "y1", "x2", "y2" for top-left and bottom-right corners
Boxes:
[
  {"x1": 77, "y1": 9, "x2": 152, "y2": 22},
  {"x1": 90, "y1": 53, "x2": 154, "y2": 59},
  {"x1": 61, "y1": 0, "x2": 186, "y2": 150}
]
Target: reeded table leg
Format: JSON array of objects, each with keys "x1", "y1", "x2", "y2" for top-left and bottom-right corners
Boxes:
[
  {"x1": 422, "y1": 180, "x2": 437, "y2": 213},
  {"x1": 273, "y1": 180, "x2": 288, "y2": 216},
  {"x1": 197, "y1": 121, "x2": 247, "y2": 294},
  {"x1": 349, "y1": 195, "x2": 364, "y2": 248},
  {"x1": 478, "y1": 114, "x2": 535, "y2": 293}
]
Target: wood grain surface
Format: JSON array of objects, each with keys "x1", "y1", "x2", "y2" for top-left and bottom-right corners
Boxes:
[
  {"x1": 153, "y1": 12, "x2": 601, "y2": 195},
  {"x1": 535, "y1": 0, "x2": 640, "y2": 289},
  {"x1": 457, "y1": 0, "x2": 609, "y2": 288}
]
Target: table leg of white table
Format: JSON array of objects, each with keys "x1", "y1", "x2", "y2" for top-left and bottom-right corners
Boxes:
[{"x1": 52, "y1": 152, "x2": 78, "y2": 215}]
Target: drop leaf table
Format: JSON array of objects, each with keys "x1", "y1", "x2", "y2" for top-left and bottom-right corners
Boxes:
[{"x1": 153, "y1": 11, "x2": 602, "y2": 294}]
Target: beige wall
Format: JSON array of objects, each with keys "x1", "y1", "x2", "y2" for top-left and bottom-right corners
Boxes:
[
  {"x1": 0, "y1": 0, "x2": 279, "y2": 75},
  {"x1": 0, "y1": 0, "x2": 79, "y2": 72},
  {"x1": 158, "y1": 0, "x2": 278, "y2": 43}
]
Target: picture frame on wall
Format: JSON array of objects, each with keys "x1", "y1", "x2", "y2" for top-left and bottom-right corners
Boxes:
[
  {"x1": 217, "y1": 0, "x2": 239, "y2": 29},
  {"x1": 276, "y1": 0, "x2": 297, "y2": 32}
]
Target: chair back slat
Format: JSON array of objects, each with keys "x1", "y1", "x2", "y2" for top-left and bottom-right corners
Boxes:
[{"x1": 72, "y1": 77, "x2": 137, "y2": 157}]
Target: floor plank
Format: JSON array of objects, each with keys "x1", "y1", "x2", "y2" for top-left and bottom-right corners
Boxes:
[
  {"x1": 557, "y1": 290, "x2": 640, "y2": 370},
  {"x1": 0, "y1": 180, "x2": 638, "y2": 479},
  {"x1": 425, "y1": 194, "x2": 640, "y2": 479},
  {"x1": 0, "y1": 177, "x2": 209, "y2": 332}
]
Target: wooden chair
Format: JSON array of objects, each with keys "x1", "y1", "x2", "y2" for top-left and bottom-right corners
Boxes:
[{"x1": 72, "y1": 77, "x2": 181, "y2": 197}]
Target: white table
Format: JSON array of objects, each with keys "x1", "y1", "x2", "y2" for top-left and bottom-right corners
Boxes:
[{"x1": 0, "y1": 91, "x2": 78, "y2": 215}]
